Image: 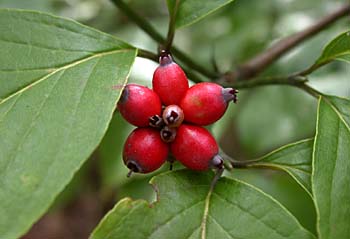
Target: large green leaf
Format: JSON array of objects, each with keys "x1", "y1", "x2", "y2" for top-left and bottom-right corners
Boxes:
[
  {"x1": 248, "y1": 139, "x2": 313, "y2": 196},
  {"x1": 166, "y1": 0, "x2": 235, "y2": 29},
  {"x1": 312, "y1": 96, "x2": 350, "y2": 239},
  {"x1": 313, "y1": 31, "x2": 350, "y2": 67},
  {"x1": 91, "y1": 170, "x2": 315, "y2": 239},
  {"x1": 0, "y1": 9, "x2": 137, "y2": 238}
]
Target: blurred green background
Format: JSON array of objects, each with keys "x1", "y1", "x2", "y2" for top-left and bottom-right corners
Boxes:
[{"x1": 1, "y1": 0, "x2": 348, "y2": 238}]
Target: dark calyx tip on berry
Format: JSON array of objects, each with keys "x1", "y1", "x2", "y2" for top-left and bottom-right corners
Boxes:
[
  {"x1": 168, "y1": 111, "x2": 178, "y2": 124},
  {"x1": 149, "y1": 115, "x2": 164, "y2": 128},
  {"x1": 210, "y1": 154, "x2": 224, "y2": 169},
  {"x1": 126, "y1": 161, "x2": 142, "y2": 177},
  {"x1": 222, "y1": 88, "x2": 238, "y2": 103},
  {"x1": 127, "y1": 170, "x2": 133, "y2": 178},
  {"x1": 119, "y1": 86, "x2": 129, "y2": 104},
  {"x1": 163, "y1": 105, "x2": 184, "y2": 127},
  {"x1": 159, "y1": 50, "x2": 173, "y2": 66},
  {"x1": 160, "y1": 126, "x2": 176, "y2": 143}
]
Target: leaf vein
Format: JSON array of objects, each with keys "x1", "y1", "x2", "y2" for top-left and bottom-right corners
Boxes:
[
  {"x1": 252, "y1": 163, "x2": 311, "y2": 175},
  {"x1": 208, "y1": 214, "x2": 236, "y2": 239},
  {"x1": 0, "y1": 37, "x2": 95, "y2": 54},
  {"x1": 326, "y1": 118, "x2": 341, "y2": 239},
  {"x1": 0, "y1": 49, "x2": 133, "y2": 106},
  {"x1": 8, "y1": 11, "x2": 119, "y2": 45},
  {"x1": 0, "y1": 71, "x2": 62, "y2": 178},
  {"x1": 260, "y1": 147, "x2": 311, "y2": 165},
  {"x1": 0, "y1": 94, "x2": 21, "y2": 124},
  {"x1": 213, "y1": 192, "x2": 293, "y2": 238},
  {"x1": 147, "y1": 200, "x2": 204, "y2": 238},
  {"x1": 0, "y1": 67, "x2": 56, "y2": 73}
]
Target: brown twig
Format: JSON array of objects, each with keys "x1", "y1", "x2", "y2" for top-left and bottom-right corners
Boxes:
[
  {"x1": 111, "y1": 0, "x2": 218, "y2": 79},
  {"x1": 137, "y1": 47, "x2": 321, "y2": 98},
  {"x1": 163, "y1": 0, "x2": 180, "y2": 52},
  {"x1": 220, "y1": 149, "x2": 259, "y2": 169},
  {"x1": 137, "y1": 49, "x2": 158, "y2": 62},
  {"x1": 114, "y1": 0, "x2": 349, "y2": 96},
  {"x1": 137, "y1": 48, "x2": 204, "y2": 83},
  {"x1": 220, "y1": 74, "x2": 307, "y2": 89},
  {"x1": 227, "y1": 4, "x2": 350, "y2": 82}
]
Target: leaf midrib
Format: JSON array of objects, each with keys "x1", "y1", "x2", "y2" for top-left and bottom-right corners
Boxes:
[
  {"x1": 324, "y1": 97, "x2": 350, "y2": 131},
  {"x1": 253, "y1": 139, "x2": 313, "y2": 163},
  {"x1": 0, "y1": 37, "x2": 95, "y2": 55},
  {"x1": 212, "y1": 192, "x2": 294, "y2": 238},
  {"x1": 0, "y1": 48, "x2": 133, "y2": 106},
  {"x1": 319, "y1": 32, "x2": 350, "y2": 62},
  {"x1": 208, "y1": 215, "x2": 235, "y2": 239},
  {"x1": 251, "y1": 162, "x2": 311, "y2": 174},
  {"x1": 319, "y1": 51, "x2": 350, "y2": 64},
  {"x1": 312, "y1": 96, "x2": 350, "y2": 238},
  {"x1": 147, "y1": 199, "x2": 204, "y2": 238}
]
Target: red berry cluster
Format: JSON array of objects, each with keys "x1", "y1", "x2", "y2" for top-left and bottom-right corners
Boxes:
[{"x1": 117, "y1": 52, "x2": 238, "y2": 176}]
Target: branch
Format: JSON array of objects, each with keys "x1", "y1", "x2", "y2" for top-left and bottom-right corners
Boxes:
[
  {"x1": 138, "y1": 47, "x2": 321, "y2": 98},
  {"x1": 137, "y1": 48, "x2": 204, "y2": 83},
  {"x1": 111, "y1": 0, "x2": 218, "y2": 79},
  {"x1": 221, "y1": 73, "x2": 322, "y2": 99},
  {"x1": 228, "y1": 4, "x2": 350, "y2": 81},
  {"x1": 111, "y1": 0, "x2": 163, "y2": 42},
  {"x1": 137, "y1": 49, "x2": 158, "y2": 62},
  {"x1": 295, "y1": 83, "x2": 324, "y2": 98},
  {"x1": 164, "y1": 0, "x2": 180, "y2": 52},
  {"x1": 114, "y1": 0, "x2": 347, "y2": 99},
  {"x1": 220, "y1": 74, "x2": 307, "y2": 89},
  {"x1": 171, "y1": 47, "x2": 219, "y2": 78},
  {"x1": 220, "y1": 150, "x2": 261, "y2": 169}
]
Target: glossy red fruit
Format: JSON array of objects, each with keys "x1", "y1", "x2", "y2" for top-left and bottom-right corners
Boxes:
[
  {"x1": 117, "y1": 84, "x2": 162, "y2": 127},
  {"x1": 180, "y1": 82, "x2": 238, "y2": 126},
  {"x1": 123, "y1": 128, "x2": 169, "y2": 175},
  {"x1": 152, "y1": 53, "x2": 189, "y2": 105},
  {"x1": 170, "y1": 124, "x2": 223, "y2": 171}
]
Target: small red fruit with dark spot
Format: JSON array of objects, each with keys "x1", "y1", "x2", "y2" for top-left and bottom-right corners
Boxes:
[
  {"x1": 180, "y1": 82, "x2": 238, "y2": 126},
  {"x1": 123, "y1": 128, "x2": 169, "y2": 175},
  {"x1": 170, "y1": 124, "x2": 223, "y2": 171},
  {"x1": 117, "y1": 84, "x2": 162, "y2": 127},
  {"x1": 152, "y1": 52, "x2": 189, "y2": 105}
]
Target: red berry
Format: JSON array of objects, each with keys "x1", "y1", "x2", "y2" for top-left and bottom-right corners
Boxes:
[
  {"x1": 170, "y1": 124, "x2": 223, "y2": 171},
  {"x1": 180, "y1": 82, "x2": 238, "y2": 126},
  {"x1": 117, "y1": 84, "x2": 162, "y2": 127},
  {"x1": 123, "y1": 128, "x2": 169, "y2": 174},
  {"x1": 162, "y1": 105, "x2": 184, "y2": 127},
  {"x1": 152, "y1": 53, "x2": 189, "y2": 105}
]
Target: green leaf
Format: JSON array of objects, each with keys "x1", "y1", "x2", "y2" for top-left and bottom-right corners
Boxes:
[
  {"x1": 91, "y1": 170, "x2": 315, "y2": 239},
  {"x1": 312, "y1": 96, "x2": 350, "y2": 239},
  {"x1": 314, "y1": 31, "x2": 350, "y2": 66},
  {"x1": 97, "y1": 113, "x2": 133, "y2": 188},
  {"x1": 0, "y1": 9, "x2": 136, "y2": 238},
  {"x1": 248, "y1": 139, "x2": 313, "y2": 197},
  {"x1": 166, "y1": 0, "x2": 235, "y2": 29}
]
